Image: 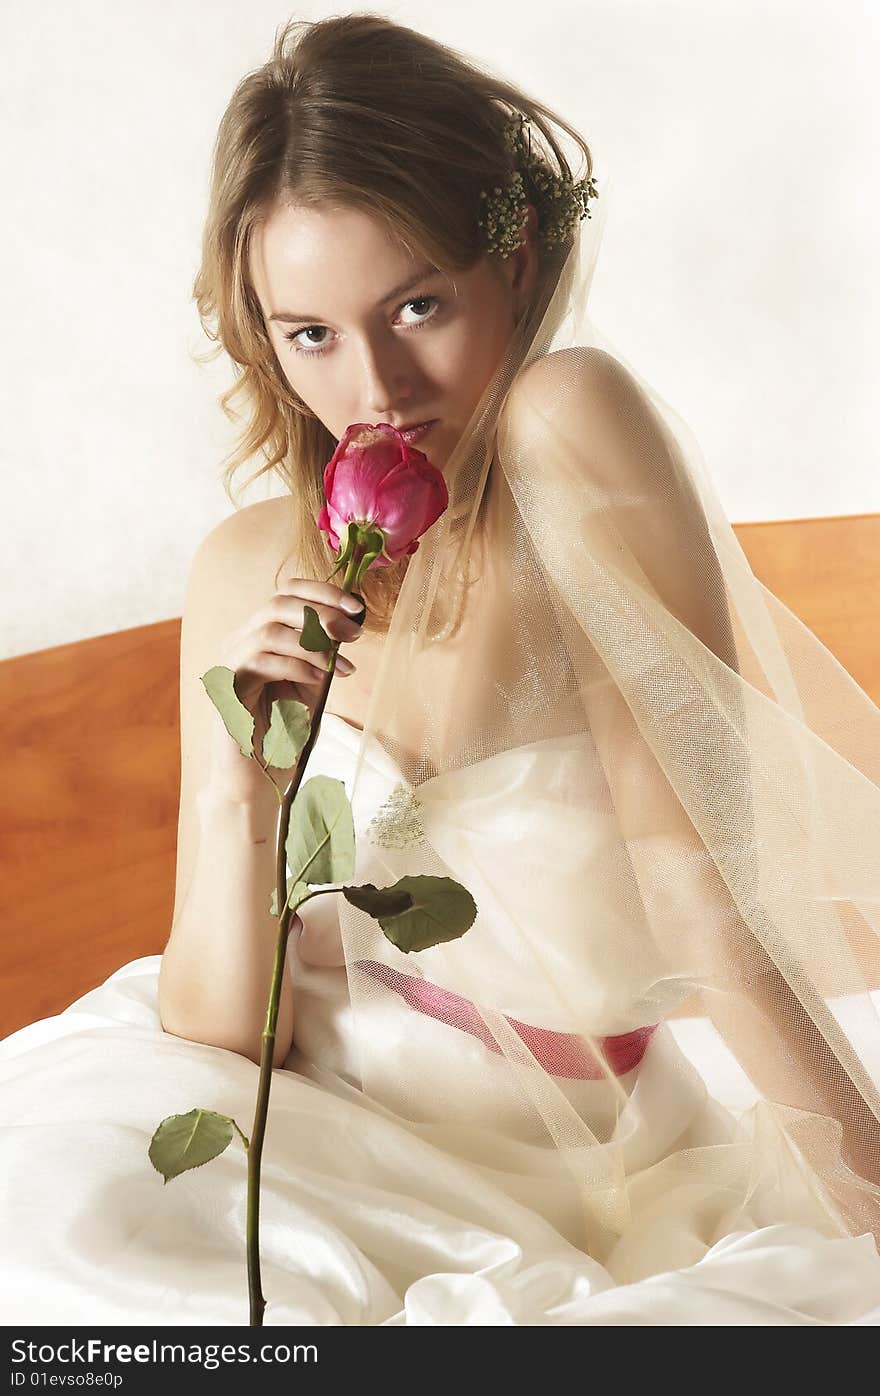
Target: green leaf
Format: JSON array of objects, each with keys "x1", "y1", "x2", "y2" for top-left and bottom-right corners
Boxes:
[
  {"x1": 269, "y1": 878, "x2": 311, "y2": 919},
  {"x1": 343, "y1": 874, "x2": 477, "y2": 954},
  {"x1": 261, "y1": 697, "x2": 311, "y2": 769},
  {"x1": 285, "y1": 776, "x2": 356, "y2": 888},
  {"x1": 201, "y1": 666, "x2": 255, "y2": 758},
  {"x1": 299, "y1": 604, "x2": 332, "y2": 653},
  {"x1": 343, "y1": 884, "x2": 414, "y2": 917},
  {"x1": 148, "y1": 1108, "x2": 238, "y2": 1184}
]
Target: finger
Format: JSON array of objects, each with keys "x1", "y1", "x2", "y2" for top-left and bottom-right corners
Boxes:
[
  {"x1": 224, "y1": 637, "x2": 336, "y2": 688},
  {"x1": 276, "y1": 575, "x2": 364, "y2": 616},
  {"x1": 256, "y1": 621, "x2": 356, "y2": 673},
  {"x1": 263, "y1": 596, "x2": 363, "y2": 644}
]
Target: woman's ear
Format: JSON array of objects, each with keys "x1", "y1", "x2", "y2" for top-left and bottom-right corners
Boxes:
[{"x1": 507, "y1": 202, "x2": 540, "y2": 317}]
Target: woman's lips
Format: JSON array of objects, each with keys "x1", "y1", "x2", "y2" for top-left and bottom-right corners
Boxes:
[{"x1": 399, "y1": 419, "x2": 438, "y2": 444}]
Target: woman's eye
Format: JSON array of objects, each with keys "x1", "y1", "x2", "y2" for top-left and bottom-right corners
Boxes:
[
  {"x1": 284, "y1": 325, "x2": 330, "y2": 352},
  {"x1": 398, "y1": 295, "x2": 438, "y2": 326},
  {"x1": 283, "y1": 294, "x2": 440, "y2": 356}
]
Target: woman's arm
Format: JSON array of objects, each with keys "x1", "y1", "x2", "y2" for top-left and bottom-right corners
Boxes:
[
  {"x1": 506, "y1": 349, "x2": 880, "y2": 1186},
  {"x1": 158, "y1": 503, "x2": 296, "y2": 1068}
]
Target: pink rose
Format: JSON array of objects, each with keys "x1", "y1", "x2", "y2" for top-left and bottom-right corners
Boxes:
[{"x1": 316, "y1": 423, "x2": 449, "y2": 568}]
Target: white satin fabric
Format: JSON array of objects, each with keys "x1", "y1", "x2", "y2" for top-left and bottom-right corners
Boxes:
[{"x1": 2, "y1": 712, "x2": 880, "y2": 1326}]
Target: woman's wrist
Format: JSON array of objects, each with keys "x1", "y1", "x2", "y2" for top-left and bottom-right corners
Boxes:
[{"x1": 203, "y1": 726, "x2": 285, "y2": 812}]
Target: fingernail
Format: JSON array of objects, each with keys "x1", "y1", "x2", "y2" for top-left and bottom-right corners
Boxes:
[{"x1": 341, "y1": 596, "x2": 362, "y2": 614}]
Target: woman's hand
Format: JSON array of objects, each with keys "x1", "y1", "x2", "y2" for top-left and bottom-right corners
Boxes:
[{"x1": 207, "y1": 575, "x2": 365, "y2": 800}]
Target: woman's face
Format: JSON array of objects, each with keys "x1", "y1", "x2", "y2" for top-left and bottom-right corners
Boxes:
[{"x1": 248, "y1": 201, "x2": 538, "y2": 467}]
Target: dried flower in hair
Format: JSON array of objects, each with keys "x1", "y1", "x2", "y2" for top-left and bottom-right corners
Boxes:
[{"x1": 477, "y1": 111, "x2": 598, "y2": 259}]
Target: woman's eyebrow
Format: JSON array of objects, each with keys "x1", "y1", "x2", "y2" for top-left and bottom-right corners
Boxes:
[{"x1": 269, "y1": 263, "x2": 439, "y2": 323}]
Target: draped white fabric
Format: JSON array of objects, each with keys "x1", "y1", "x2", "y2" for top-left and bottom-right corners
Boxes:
[{"x1": 2, "y1": 714, "x2": 879, "y2": 1326}]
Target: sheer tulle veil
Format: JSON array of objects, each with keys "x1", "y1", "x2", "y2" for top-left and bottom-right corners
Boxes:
[{"x1": 310, "y1": 151, "x2": 880, "y2": 1263}]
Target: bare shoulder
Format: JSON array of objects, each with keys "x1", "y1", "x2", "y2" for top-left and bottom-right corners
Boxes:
[
  {"x1": 194, "y1": 495, "x2": 297, "y2": 590},
  {"x1": 502, "y1": 346, "x2": 658, "y2": 485},
  {"x1": 499, "y1": 347, "x2": 627, "y2": 485},
  {"x1": 506, "y1": 345, "x2": 613, "y2": 417}
]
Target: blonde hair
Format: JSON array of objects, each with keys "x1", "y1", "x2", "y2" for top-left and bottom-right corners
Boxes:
[{"x1": 192, "y1": 12, "x2": 594, "y2": 632}]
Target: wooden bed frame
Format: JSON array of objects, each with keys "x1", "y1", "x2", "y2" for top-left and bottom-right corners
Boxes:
[{"x1": 1, "y1": 513, "x2": 878, "y2": 1039}]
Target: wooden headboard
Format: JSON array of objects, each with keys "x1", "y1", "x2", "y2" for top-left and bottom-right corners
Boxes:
[{"x1": 1, "y1": 514, "x2": 878, "y2": 1038}]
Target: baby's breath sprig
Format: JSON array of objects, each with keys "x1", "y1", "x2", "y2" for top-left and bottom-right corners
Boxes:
[{"x1": 477, "y1": 111, "x2": 599, "y2": 260}]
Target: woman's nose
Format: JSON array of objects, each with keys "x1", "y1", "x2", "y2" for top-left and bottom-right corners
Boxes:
[{"x1": 358, "y1": 339, "x2": 416, "y2": 416}]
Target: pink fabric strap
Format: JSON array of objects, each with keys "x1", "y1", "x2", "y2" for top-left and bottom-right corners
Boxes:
[{"x1": 353, "y1": 959, "x2": 659, "y2": 1081}]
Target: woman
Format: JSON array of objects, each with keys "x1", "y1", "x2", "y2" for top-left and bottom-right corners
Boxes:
[{"x1": 2, "y1": 14, "x2": 880, "y2": 1325}]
